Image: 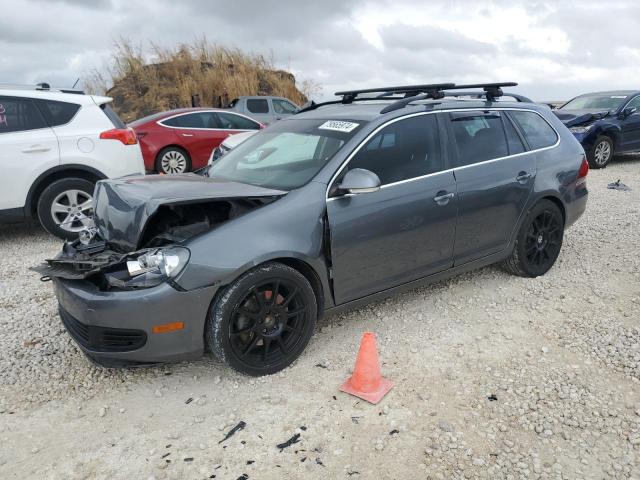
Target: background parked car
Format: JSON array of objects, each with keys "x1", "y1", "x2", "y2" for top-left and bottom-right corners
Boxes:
[
  {"x1": 225, "y1": 96, "x2": 299, "y2": 125},
  {"x1": 207, "y1": 130, "x2": 258, "y2": 166},
  {"x1": 130, "y1": 108, "x2": 262, "y2": 174},
  {"x1": 553, "y1": 90, "x2": 640, "y2": 168},
  {"x1": 0, "y1": 84, "x2": 144, "y2": 239}
]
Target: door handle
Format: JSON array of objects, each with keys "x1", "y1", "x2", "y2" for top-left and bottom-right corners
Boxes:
[
  {"x1": 21, "y1": 145, "x2": 50, "y2": 153},
  {"x1": 181, "y1": 133, "x2": 194, "y2": 137},
  {"x1": 433, "y1": 191, "x2": 455, "y2": 205},
  {"x1": 516, "y1": 171, "x2": 532, "y2": 183}
]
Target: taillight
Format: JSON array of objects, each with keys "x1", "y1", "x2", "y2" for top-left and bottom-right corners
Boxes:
[
  {"x1": 100, "y1": 127, "x2": 138, "y2": 145},
  {"x1": 577, "y1": 155, "x2": 589, "y2": 186}
]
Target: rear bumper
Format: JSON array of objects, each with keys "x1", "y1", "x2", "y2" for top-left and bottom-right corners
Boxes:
[{"x1": 53, "y1": 278, "x2": 219, "y2": 366}]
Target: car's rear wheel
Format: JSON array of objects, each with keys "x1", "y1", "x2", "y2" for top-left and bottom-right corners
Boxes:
[
  {"x1": 206, "y1": 263, "x2": 317, "y2": 376},
  {"x1": 156, "y1": 147, "x2": 191, "y2": 174},
  {"x1": 503, "y1": 200, "x2": 564, "y2": 278},
  {"x1": 37, "y1": 178, "x2": 95, "y2": 240},
  {"x1": 587, "y1": 135, "x2": 613, "y2": 169}
]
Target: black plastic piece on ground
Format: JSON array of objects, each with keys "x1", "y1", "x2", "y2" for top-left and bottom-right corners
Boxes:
[
  {"x1": 219, "y1": 421, "x2": 247, "y2": 444},
  {"x1": 276, "y1": 433, "x2": 301, "y2": 451}
]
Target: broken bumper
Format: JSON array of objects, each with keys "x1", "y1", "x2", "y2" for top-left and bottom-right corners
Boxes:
[{"x1": 53, "y1": 278, "x2": 219, "y2": 366}]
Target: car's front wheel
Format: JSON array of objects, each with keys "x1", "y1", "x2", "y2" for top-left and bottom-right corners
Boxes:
[
  {"x1": 503, "y1": 200, "x2": 564, "y2": 278},
  {"x1": 587, "y1": 135, "x2": 614, "y2": 169},
  {"x1": 37, "y1": 177, "x2": 95, "y2": 240},
  {"x1": 206, "y1": 262, "x2": 317, "y2": 376}
]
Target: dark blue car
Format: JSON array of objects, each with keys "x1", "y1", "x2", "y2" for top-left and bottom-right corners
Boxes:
[{"x1": 554, "y1": 90, "x2": 640, "y2": 168}]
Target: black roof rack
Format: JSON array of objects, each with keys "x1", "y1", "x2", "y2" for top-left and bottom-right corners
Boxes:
[
  {"x1": 298, "y1": 82, "x2": 519, "y2": 114},
  {"x1": 334, "y1": 83, "x2": 455, "y2": 103}
]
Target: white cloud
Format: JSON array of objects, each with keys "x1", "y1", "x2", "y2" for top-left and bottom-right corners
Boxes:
[{"x1": 1, "y1": 0, "x2": 638, "y2": 102}]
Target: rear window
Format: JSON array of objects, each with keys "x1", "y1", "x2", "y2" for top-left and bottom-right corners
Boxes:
[
  {"x1": 246, "y1": 99, "x2": 269, "y2": 114},
  {"x1": 509, "y1": 111, "x2": 558, "y2": 150},
  {"x1": 100, "y1": 103, "x2": 126, "y2": 129},
  {"x1": 35, "y1": 99, "x2": 80, "y2": 126},
  {"x1": 0, "y1": 97, "x2": 48, "y2": 133}
]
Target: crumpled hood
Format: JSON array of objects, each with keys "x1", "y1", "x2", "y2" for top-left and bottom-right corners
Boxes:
[
  {"x1": 553, "y1": 108, "x2": 611, "y2": 127},
  {"x1": 93, "y1": 174, "x2": 286, "y2": 251}
]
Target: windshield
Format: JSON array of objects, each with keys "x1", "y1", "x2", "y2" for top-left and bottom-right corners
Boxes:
[
  {"x1": 208, "y1": 119, "x2": 365, "y2": 190},
  {"x1": 561, "y1": 94, "x2": 628, "y2": 111}
]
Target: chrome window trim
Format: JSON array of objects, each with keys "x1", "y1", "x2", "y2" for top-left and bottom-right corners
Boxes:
[
  {"x1": 326, "y1": 107, "x2": 561, "y2": 201},
  {"x1": 156, "y1": 109, "x2": 261, "y2": 131}
]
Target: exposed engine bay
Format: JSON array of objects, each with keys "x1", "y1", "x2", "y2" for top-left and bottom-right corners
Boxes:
[{"x1": 31, "y1": 173, "x2": 286, "y2": 290}]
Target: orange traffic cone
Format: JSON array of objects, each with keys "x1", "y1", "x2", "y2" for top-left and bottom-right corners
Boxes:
[{"x1": 339, "y1": 332, "x2": 393, "y2": 404}]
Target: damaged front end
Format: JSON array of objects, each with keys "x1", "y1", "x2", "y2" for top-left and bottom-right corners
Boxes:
[
  {"x1": 33, "y1": 240, "x2": 191, "y2": 290},
  {"x1": 32, "y1": 174, "x2": 285, "y2": 290}
]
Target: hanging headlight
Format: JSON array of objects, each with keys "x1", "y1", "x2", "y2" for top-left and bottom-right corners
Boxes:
[{"x1": 118, "y1": 247, "x2": 190, "y2": 288}]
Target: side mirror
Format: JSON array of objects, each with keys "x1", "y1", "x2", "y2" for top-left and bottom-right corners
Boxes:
[{"x1": 337, "y1": 168, "x2": 381, "y2": 195}]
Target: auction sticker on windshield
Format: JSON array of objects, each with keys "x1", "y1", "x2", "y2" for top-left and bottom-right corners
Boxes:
[{"x1": 318, "y1": 120, "x2": 360, "y2": 133}]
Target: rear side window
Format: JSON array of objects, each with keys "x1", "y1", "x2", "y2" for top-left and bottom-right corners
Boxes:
[
  {"x1": 0, "y1": 97, "x2": 47, "y2": 133},
  {"x1": 509, "y1": 111, "x2": 558, "y2": 150},
  {"x1": 100, "y1": 103, "x2": 126, "y2": 128},
  {"x1": 215, "y1": 112, "x2": 261, "y2": 130},
  {"x1": 36, "y1": 99, "x2": 80, "y2": 126},
  {"x1": 503, "y1": 115, "x2": 526, "y2": 155},
  {"x1": 348, "y1": 114, "x2": 442, "y2": 185},
  {"x1": 246, "y1": 99, "x2": 269, "y2": 114},
  {"x1": 449, "y1": 111, "x2": 508, "y2": 166},
  {"x1": 162, "y1": 112, "x2": 214, "y2": 128}
]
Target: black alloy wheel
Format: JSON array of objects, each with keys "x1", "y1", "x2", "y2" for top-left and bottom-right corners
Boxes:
[
  {"x1": 207, "y1": 263, "x2": 317, "y2": 375},
  {"x1": 524, "y1": 209, "x2": 562, "y2": 269},
  {"x1": 503, "y1": 200, "x2": 564, "y2": 277}
]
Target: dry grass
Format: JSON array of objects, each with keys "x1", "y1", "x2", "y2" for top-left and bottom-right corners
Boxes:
[{"x1": 85, "y1": 39, "x2": 312, "y2": 122}]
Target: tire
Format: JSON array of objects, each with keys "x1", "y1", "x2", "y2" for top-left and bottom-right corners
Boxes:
[
  {"x1": 37, "y1": 177, "x2": 95, "y2": 240},
  {"x1": 503, "y1": 200, "x2": 564, "y2": 278},
  {"x1": 206, "y1": 262, "x2": 317, "y2": 376},
  {"x1": 155, "y1": 146, "x2": 191, "y2": 174},
  {"x1": 587, "y1": 135, "x2": 614, "y2": 169}
]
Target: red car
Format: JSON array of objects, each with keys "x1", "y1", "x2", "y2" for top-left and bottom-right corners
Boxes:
[{"x1": 130, "y1": 108, "x2": 263, "y2": 174}]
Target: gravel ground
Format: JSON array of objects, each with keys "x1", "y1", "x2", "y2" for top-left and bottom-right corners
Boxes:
[{"x1": 1, "y1": 157, "x2": 640, "y2": 479}]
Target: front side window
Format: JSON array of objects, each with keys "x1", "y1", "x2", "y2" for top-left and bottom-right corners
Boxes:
[
  {"x1": 509, "y1": 111, "x2": 558, "y2": 150},
  {"x1": 625, "y1": 96, "x2": 640, "y2": 110},
  {"x1": 348, "y1": 114, "x2": 442, "y2": 184},
  {"x1": 215, "y1": 112, "x2": 261, "y2": 130},
  {"x1": 36, "y1": 99, "x2": 80, "y2": 126},
  {"x1": 273, "y1": 99, "x2": 298, "y2": 114},
  {"x1": 209, "y1": 118, "x2": 365, "y2": 190},
  {"x1": 246, "y1": 99, "x2": 269, "y2": 114},
  {"x1": 0, "y1": 97, "x2": 47, "y2": 133},
  {"x1": 449, "y1": 111, "x2": 508, "y2": 166}
]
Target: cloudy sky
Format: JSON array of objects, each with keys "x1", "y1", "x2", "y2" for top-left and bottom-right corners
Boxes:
[{"x1": 2, "y1": 0, "x2": 639, "y2": 101}]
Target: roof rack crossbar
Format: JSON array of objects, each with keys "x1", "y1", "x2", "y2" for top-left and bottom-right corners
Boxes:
[{"x1": 335, "y1": 83, "x2": 455, "y2": 104}]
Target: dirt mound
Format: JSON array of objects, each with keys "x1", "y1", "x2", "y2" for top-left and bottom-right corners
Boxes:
[{"x1": 86, "y1": 40, "x2": 309, "y2": 123}]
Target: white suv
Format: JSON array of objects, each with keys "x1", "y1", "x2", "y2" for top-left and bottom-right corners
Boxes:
[{"x1": 0, "y1": 84, "x2": 145, "y2": 239}]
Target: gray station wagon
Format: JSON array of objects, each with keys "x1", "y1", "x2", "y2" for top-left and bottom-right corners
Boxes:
[{"x1": 35, "y1": 82, "x2": 588, "y2": 376}]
